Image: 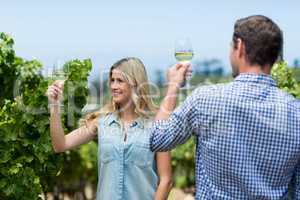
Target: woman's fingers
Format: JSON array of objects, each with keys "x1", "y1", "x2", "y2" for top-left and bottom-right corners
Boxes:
[
  {"x1": 49, "y1": 85, "x2": 62, "y2": 94},
  {"x1": 48, "y1": 88, "x2": 58, "y2": 99},
  {"x1": 52, "y1": 85, "x2": 62, "y2": 94},
  {"x1": 53, "y1": 80, "x2": 64, "y2": 90},
  {"x1": 46, "y1": 86, "x2": 63, "y2": 100},
  {"x1": 45, "y1": 82, "x2": 65, "y2": 105}
]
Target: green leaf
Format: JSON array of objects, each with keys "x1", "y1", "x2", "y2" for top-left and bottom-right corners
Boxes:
[
  {"x1": 9, "y1": 166, "x2": 19, "y2": 174},
  {"x1": 34, "y1": 177, "x2": 40, "y2": 185},
  {"x1": 0, "y1": 179, "x2": 7, "y2": 188}
]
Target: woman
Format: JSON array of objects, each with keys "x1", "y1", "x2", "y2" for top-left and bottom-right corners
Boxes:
[{"x1": 46, "y1": 57, "x2": 172, "y2": 200}]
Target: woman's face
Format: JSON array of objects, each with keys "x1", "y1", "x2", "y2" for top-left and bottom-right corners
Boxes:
[{"x1": 110, "y1": 69, "x2": 132, "y2": 107}]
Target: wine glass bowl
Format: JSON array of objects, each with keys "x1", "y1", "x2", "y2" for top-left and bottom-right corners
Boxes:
[
  {"x1": 174, "y1": 38, "x2": 194, "y2": 89},
  {"x1": 52, "y1": 61, "x2": 65, "y2": 82},
  {"x1": 43, "y1": 60, "x2": 66, "y2": 82}
]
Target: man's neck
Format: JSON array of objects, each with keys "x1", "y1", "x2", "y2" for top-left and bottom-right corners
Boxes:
[{"x1": 239, "y1": 64, "x2": 271, "y2": 75}]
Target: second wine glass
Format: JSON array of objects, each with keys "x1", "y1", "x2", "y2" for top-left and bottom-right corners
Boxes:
[{"x1": 174, "y1": 38, "x2": 194, "y2": 89}]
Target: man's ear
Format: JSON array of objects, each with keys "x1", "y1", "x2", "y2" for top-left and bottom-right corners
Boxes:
[{"x1": 236, "y1": 38, "x2": 246, "y2": 58}]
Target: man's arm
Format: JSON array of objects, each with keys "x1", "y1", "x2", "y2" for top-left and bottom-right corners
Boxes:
[
  {"x1": 150, "y1": 92, "x2": 198, "y2": 152},
  {"x1": 294, "y1": 161, "x2": 300, "y2": 199},
  {"x1": 150, "y1": 63, "x2": 197, "y2": 152}
]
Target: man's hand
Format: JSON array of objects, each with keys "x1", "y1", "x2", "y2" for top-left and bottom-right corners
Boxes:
[
  {"x1": 155, "y1": 63, "x2": 191, "y2": 121},
  {"x1": 167, "y1": 62, "x2": 191, "y2": 90}
]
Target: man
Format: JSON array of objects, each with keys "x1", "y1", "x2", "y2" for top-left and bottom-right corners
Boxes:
[{"x1": 150, "y1": 15, "x2": 300, "y2": 199}]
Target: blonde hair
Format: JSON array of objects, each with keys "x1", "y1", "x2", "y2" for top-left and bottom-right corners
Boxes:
[{"x1": 81, "y1": 57, "x2": 157, "y2": 125}]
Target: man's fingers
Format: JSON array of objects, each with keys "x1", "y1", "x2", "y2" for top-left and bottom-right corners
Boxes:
[
  {"x1": 186, "y1": 65, "x2": 193, "y2": 75},
  {"x1": 175, "y1": 63, "x2": 183, "y2": 70},
  {"x1": 178, "y1": 64, "x2": 190, "y2": 73}
]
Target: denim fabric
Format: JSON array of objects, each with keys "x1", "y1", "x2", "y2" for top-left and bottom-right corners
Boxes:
[{"x1": 96, "y1": 113, "x2": 158, "y2": 200}]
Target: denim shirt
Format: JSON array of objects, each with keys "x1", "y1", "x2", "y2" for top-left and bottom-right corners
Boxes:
[{"x1": 96, "y1": 113, "x2": 158, "y2": 200}]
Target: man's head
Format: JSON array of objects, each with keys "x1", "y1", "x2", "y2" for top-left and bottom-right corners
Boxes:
[{"x1": 230, "y1": 15, "x2": 283, "y2": 77}]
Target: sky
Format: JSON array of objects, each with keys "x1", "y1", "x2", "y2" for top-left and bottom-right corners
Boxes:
[{"x1": 1, "y1": 0, "x2": 299, "y2": 81}]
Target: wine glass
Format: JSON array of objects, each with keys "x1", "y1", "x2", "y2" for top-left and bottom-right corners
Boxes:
[
  {"x1": 46, "y1": 61, "x2": 65, "y2": 107},
  {"x1": 43, "y1": 60, "x2": 66, "y2": 82},
  {"x1": 174, "y1": 38, "x2": 194, "y2": 89},
  {"x1": 52, "y1": 60, "x2": 66, "y2": 82}
]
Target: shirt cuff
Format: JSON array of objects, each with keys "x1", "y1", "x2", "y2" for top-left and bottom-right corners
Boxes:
[{"x1": 149, "y1": 119, "x2": 170, "y2": 152}]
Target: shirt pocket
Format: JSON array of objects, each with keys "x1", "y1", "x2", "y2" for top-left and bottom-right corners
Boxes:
[
  {"x1": 99, "y1": 139, "x2": 117, "y2": 164},
  {"x1": 128, "y1": 142, "x2": 153, "y2": 168}
]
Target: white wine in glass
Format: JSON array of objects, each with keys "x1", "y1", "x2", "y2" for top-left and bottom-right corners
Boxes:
[
  {"x1": 174, "y1": 38, "x2": 194, "y2": 89},
  {"x1": 52, "y1": 60, "x2": 66, "y2": 82},
  {"x1": 175, "y1": 52, "x2": 194, "y2": 62}
]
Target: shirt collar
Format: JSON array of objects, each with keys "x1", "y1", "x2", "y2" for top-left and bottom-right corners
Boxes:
[
  {"x1": 107, "y1": 112, "x2": 144, "y2": 129},
  {"x1": 234, "y1": 73, "x2": 277, "y2": 87}
]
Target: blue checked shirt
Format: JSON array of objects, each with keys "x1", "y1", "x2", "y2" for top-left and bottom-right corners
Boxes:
[{"x1": 150, "y1": 73, "x2": 300, "y2": 200}]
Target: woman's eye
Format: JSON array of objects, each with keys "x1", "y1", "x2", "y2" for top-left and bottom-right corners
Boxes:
[{"x1": 111, "y1": 77, "x2": 124, "y2": 84}]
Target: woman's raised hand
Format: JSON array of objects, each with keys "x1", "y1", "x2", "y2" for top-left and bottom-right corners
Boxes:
[{"x1": 46, "y1": 80, "x2": 64, "y2": 104}]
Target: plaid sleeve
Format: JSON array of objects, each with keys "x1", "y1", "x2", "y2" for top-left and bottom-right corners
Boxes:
[
  {"x1": 150, "y1": 91, "x2": 199, "y2": 152},
  {"x1": 294, "y1": 100, "x2": 300, "y2": 199},
  {"x1": 295, "y1": 158, "x2": 300, "y2": 199}
]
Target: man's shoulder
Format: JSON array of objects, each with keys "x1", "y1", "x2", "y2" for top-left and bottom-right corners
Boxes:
[
  {"x1": 191, "y1": 83, "x2": 232, "y2": 99},
  {"x1": 272, "y1": 88, "x2": 300, "y2": 108}
]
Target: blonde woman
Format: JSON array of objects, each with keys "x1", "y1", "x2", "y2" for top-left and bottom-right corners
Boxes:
[{"x1": 46, "y1": 57, "x2": 172, "y2": 200}]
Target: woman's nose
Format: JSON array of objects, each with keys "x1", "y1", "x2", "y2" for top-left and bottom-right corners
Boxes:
[{"x1": 111, "y1": 81, "x2": 119, "y2": 89}]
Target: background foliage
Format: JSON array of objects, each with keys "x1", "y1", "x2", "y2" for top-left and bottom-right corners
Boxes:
[
  {"x1": 0, "y1": 32, "x2": 299, "y2": 199},
  {"x1": 0, "y1": 32, "x2": 95, "y2": 200}
]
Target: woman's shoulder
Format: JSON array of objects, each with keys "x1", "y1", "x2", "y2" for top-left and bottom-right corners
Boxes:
[
  {"x1": 138, "y1": 116, "x2": 155, "y2": 129},
  {"x1": 97, "y1": 112, "x2": 119, "y2": 127}
]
